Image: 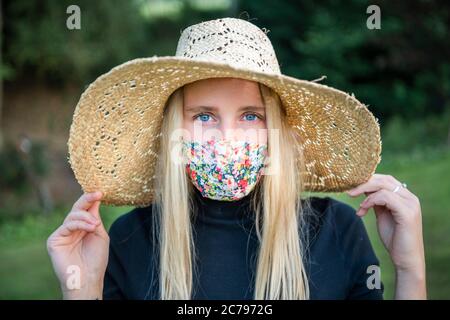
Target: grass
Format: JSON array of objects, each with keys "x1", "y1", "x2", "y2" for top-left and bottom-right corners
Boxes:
[
  {"x1": 0, "y1": 149, "x2": 449, "y2": 299},
  {"x1": 0, "y1": 205, "x2": 130, "y2": 299}
]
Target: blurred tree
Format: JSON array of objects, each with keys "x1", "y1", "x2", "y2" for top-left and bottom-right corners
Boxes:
[
  {"x1": 2, "y1": 0, "x2": 238, "y2": 84},
  {"x1": 0, "y1": 1, "x2": 10, "y2": 152},
  {"x1": 237, "y1": 0, "x2": 450, "y2": 122},
  {"x1": 0, "y1": 1, "x2": 3, "y2": 152},
  {"x1": 3, "y1": 0, "x2": 149, "y2": 85}
]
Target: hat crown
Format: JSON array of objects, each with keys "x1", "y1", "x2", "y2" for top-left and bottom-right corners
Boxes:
[{"x1": 176, "y1": 18, "x2": 281, "y2": 75}]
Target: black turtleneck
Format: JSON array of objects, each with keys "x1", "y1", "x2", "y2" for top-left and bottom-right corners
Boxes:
[{"x1": 103, "y1": 188, "x2": 384, "y2": 300}]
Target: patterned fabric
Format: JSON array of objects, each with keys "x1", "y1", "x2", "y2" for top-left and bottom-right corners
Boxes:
[{"x1": 182, "y1": 139, "x2": 268, "y2": 201}]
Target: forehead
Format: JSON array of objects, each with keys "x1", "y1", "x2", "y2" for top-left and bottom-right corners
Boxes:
[{"x1": 183, "y1": 77, "x2": 263, "y2": 104}]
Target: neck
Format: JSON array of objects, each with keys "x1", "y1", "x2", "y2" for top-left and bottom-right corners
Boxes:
[{"x1": 192, "y1": 187, "x2": 255, "y2": 223}]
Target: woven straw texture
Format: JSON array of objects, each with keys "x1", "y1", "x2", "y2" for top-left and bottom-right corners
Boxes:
[{"x1": 68, "y1": 18, "x2": 382, "y2": 206}]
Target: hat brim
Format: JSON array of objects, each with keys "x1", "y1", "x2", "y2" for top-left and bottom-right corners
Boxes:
[{"x1": 68, "y1": 56, "x2": 381, "y2": 206}]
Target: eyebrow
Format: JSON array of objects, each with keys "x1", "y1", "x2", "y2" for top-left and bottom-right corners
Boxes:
[{"x1": 184, "y1": 105, "x2": 265, "y2": 113}]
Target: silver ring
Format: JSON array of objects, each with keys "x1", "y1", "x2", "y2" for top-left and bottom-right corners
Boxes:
[{"x1": 392, "y1": 182, "x2": 407, "y2": 193}]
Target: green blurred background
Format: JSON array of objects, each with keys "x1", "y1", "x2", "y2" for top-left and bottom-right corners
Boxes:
[{"x1": 0, "y1": 0, "x2": 449, "y2": 299}]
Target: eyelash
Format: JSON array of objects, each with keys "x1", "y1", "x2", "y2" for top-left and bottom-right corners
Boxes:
[{"x1": 193, "y1": 112, "x2": 264, "y2": 122}]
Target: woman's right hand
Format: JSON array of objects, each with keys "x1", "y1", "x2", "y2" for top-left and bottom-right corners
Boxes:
[{"x1": 47, "y1": 191, "x2": 109, "y2": 299}]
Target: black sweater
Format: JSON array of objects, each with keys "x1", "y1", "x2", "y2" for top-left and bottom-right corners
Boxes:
[{"x1": 103, "y1": 188, "x2": 384, "y2": 300}]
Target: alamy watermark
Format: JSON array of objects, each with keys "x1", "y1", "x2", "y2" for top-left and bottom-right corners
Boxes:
[
  {"x1": 366, "y1": 5, "x2": 381, "y2": 30},
  {"x1": 66, "y1": 5, "x2": 81, "y2": 30},
  {"x1": 65, "y1": 265, "x2": 81, "y2": 290},
  {"x1": 366, "y1": 265, "x2": 382, "y2": 290},
  {"x1": 168, "y1": 125, "x2": 281, "y2": 176}
]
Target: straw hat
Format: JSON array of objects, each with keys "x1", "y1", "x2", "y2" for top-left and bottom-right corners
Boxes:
[{"x1": 68, "y1": 17, "x2": 382, "y2": 206}]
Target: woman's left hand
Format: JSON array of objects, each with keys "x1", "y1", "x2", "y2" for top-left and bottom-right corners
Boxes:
[{"x1": 346, "y1": 173, "x2": 426, "y2": 299}]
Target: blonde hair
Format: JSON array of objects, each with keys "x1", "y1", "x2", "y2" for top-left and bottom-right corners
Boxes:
[{"x1": 152, "y1": 80, "x2": 311, "y2": 299}]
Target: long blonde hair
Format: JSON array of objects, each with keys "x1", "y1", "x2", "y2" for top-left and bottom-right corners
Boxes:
[{"x1": 152, "y1": 80, "x2": 311, "y2": 299}]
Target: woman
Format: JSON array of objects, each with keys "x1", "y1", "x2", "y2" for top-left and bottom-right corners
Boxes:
[{"x1": 47, "y1": 18, "x2": 426, "y2": 300}]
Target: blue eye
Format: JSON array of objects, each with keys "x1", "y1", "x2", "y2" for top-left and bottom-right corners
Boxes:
[
  {"x1": 244, "y1": 113, "x2": 258, "y2": 121},
  {"x1": 196, "y1": 114, "x2": 212, "y2": 122}
]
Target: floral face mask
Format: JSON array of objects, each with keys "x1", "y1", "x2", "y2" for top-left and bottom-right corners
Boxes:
[{"x1": 181, "y1": 139, "x2": 268, "y2": 201}]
